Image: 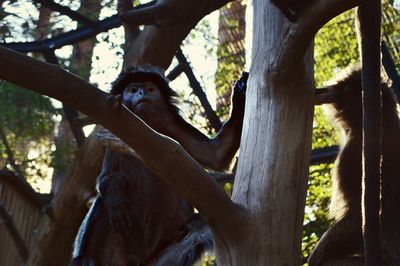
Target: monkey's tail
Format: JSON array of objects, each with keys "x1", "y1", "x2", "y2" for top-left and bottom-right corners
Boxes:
[{"x1": 154, "y1": 218, "x2": 213, "y2": 266}]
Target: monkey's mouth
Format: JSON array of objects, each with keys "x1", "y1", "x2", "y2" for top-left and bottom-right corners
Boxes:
[{"x1": 134, "y1": 99, "x2": 152, "y2": 108}]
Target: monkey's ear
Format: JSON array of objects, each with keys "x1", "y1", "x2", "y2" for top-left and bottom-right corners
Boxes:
[{"x1": 314, "y1": 86, "x2": 337, "y2": 105}]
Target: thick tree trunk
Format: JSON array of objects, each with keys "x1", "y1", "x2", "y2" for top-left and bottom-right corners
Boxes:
[{"x1": 213, "y1": 1, "x2": 314, "y2": 264}]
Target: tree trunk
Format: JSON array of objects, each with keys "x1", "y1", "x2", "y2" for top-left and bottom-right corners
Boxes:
[{"x1": 213, "y1": 1, "x2": 314, "y2": 264}]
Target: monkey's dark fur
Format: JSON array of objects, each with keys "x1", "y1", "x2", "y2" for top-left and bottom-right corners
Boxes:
[
  {"x1": 270, "y1": 0, "x2": 314, "y2": 22},
  {"x1": 309, "y1": 67, "x2": 400, "y2": 265},
  {"x1": 72, "y1": 65, "x2": 247, "y2": 265}
]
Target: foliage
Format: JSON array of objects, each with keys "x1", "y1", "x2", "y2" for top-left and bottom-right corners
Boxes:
[{"x1": 0, "y1": 81, "x2": 59, "y2": 191}]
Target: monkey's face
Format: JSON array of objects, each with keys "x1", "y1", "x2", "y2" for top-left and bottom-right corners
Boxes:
[
  {"x1": 123, "y1": 81, "x2": 162, "y2": 111},
  {"x1": 122, "y1": 81, "x2": 171, "y2": 128}
]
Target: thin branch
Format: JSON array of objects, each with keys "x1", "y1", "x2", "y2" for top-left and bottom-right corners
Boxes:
[
  {"x1": 176, "y1": 49, "x2": 222, "y2": 131},
  {"x1": 0, "y1": 46, "x2": 244, "y2": 226},
  {"x1": 1, "y1": 15, "x2": 120, "y2": 53},
  {"x1": 272, "y1": 0, "x2": 360, "y2": 75},
  {"x1": 33, "y1": 0, "x2": 96, "y2": 27},
  {"x1": 0, "y1": 126, "x2": 25, "y2": 180},
  {"x1": 120, "y1": 0, "x2": 234, "y2": 27},
  {"x1": 120, "y1": 2, "x2": 172, "y2": 26},
  {"x1": 0, "y1": 204, "x2": 29, "y2": 262}
]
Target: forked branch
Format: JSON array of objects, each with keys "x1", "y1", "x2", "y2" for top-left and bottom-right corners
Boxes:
[{"x1": 272, "y1": 0, "x2": 360, "y2": 76}]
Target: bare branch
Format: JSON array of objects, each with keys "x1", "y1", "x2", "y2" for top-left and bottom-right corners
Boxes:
[
  {"x1": 120, "y1": 0, "x2": 233, "y2": 27},
  {"x1": 0, "y1": 46, "x2": 244, "y2": 226},
  {"x1": 120, "y1": 2, "x2": 171, "y2": 26},
  {"x1": 95, "y1": 128, "x2": 138, "y2": 157},
  {"x1": 0, "y1": 126, "x2": 25, "y2": 179},
  {"x1": 122, "y1": 0, "x2": 234, "y2": 68},
  {"x1": 272, "y1": 0, "x2": 360, "y2": 75}
]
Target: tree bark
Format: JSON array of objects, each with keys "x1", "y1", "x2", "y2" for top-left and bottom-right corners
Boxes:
[{"x1": 213, "y1": 1, "x2": 315, "y2": 264}]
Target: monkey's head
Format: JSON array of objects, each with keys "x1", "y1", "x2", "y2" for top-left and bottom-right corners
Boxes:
[
  {"x1": 315, "y1": 66, "x2": 396, "y2": 132},
  {"x1": 110, "y1": 66, "x2": 181, "y2": 130},
  {"x1": 315, "y1": 67, "x2": 364, "y2": 131},
  {"x1": 111, "y1": 65, "x2": 180, "y2": 121}
]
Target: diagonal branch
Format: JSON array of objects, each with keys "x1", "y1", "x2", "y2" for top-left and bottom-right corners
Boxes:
[
  {"x1": 120, "y1": 1, "x2": 171, "y2": 26},
  {"x1": 0, "y1": 126, "x2": 25, "y2": 180},
  {"x1": 272, "y1": 0, "x2": 360, "y2": 75},
  {"x1": 120, "y1": 0, "x2": 234, "y2": 27},
  {"x1": 0, "y1": 46, "x2": 245, "y2": 227}
]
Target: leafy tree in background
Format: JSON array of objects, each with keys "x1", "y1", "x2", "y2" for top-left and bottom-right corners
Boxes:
[{"x1": 0, "y1": 81, "x2": 59, "y2": 191}]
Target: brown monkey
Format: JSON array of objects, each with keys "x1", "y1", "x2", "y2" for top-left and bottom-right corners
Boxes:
[
  {"x1": 271, "y1": 0, "x2": 383, "y2": 263},
  {"x1": 270, "y1": 0, "x2": 314, "y2": 21},
  {"x1": 71, "y1": 66, "x2": 247, "y2": 266},
  {"x1": 309, "y1": 67, "x2": 400, "y2": 266}
]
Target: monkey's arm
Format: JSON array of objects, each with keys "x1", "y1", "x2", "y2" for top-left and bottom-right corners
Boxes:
[{"x1": 171, "y1": 73, "x2": 247, "y2": 171}]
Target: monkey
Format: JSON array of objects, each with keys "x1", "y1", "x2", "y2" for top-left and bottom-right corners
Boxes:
[
  {"x1": 270, "y1": 0, "x2": 314, "y2": 22},
  {"x1": 308, "y1": 66, "x2": 400, "y2": 266},
  {"x1": 270, "y1": 0, "x2": 383, "y2": 263},
  {"x1": 71, "y1": 66, "x2": 248, "y2": 265}
]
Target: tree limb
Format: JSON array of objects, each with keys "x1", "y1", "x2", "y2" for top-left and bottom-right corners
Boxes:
[
  {"x1": 120, "y1": 0, "x2": 233, "y2": 27},
  {"x1": 122, "y1": 0, "x2": 234, "y2": 68},
  {"x1": 120, "y1": 1, "x2": 171, "y2": 26},
  {"x1": 0, "y1": 126, "x2": 25, "y2": 180},
  {"x1": 0, "y1": 46, "x2": 244, "y2": 226},
  {"x1": 271, "y1": 0, "x2": 360, "y2": 76}
]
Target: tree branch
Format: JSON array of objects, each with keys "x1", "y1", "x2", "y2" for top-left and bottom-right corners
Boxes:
[
  {"x1": 0, "y1": 126, "x2": 25, "y2": 179},
  {"x1": 120, "y1": 1, "x2": 171, "y2": 26},
  {"x1": 0, "y1": 46, "x2": 243, "y2": 226},
  {"x1": 271, "y1": 0, "x2": 360, "y2": 76},
  {"x1": 121, "y1": 0, "x2": 234, "y2": 68},
  {"x1": 120, "y1": 0, "x2": 233, "y2": 27}
]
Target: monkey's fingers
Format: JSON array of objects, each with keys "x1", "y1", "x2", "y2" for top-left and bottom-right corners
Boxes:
[{"x1": 235, "y1": 72, "x2": 249, "y2": 93}]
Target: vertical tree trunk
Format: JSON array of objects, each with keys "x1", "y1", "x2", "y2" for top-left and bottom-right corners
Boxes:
[{"x1": 213, "y1": 1, "x2": 314, "y2": 264}]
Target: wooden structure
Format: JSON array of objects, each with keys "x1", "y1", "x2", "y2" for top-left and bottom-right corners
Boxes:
[{"x1": 0, "y1": 170, "x2": 51, "y2": 265}]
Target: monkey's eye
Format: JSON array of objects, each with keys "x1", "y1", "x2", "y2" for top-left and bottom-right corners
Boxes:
[
  {"x1": 130, "y1": 88, "x2": 137, "y2": 93},
  {"x1": 147, "y1": 87, "x2": 155, "y2": 93}
]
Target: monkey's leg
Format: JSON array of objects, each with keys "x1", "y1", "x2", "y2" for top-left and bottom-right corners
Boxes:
[
  {"x1": 308, "y1": 213, "x2": 363, "y2": 266},
  {"x1": 319, "y1": 257, "x2": 364, "y2": 266},
  {"x1": 382, "y1": 218, "x2": 400, "y2": 265}
]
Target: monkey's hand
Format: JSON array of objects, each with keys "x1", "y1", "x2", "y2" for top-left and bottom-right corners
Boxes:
[
  {"x1": 231, "y1": 71, "x2": 248, "y2": 116},
  {"x1": 101, "y1": 174, "x2": 133, "y2": 236},
  {"x1": 70, "y1": 256, "x2": 97, "y2": 266},
  {"x1": 106, "y1": 94, "x2": 123, "y2": 110},
  {"x1": 235, "y1": 71, "x2": 249, "y2": 94}
]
